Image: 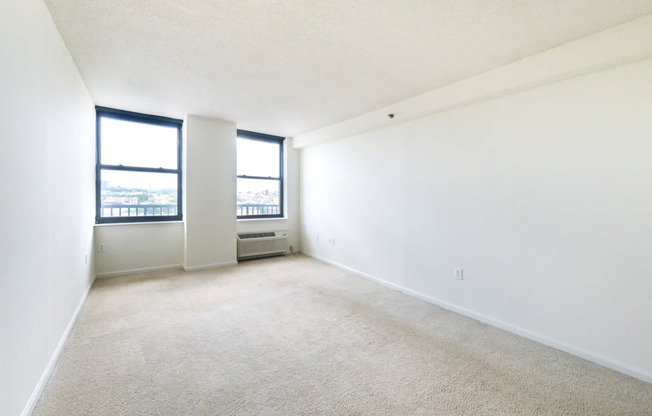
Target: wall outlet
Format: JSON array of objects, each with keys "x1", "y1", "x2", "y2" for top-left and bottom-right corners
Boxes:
[
  {"x1": 455, "y1": 268, "x2": 463, "y2": 280},
  {"x1": 98, "y1": 243, "x2": 105, "y2": 252},
  {"x1": 85, "y1": 254, "x2": 88, "y2": 265}
]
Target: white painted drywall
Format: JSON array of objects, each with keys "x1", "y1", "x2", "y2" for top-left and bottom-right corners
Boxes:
[
  {"x1": 237, "y1": 137, "x2": 301, "y2": 251},
  {"x1": 184, "y1": 116, "x2": 238, "y2": 269},
  {"x1": 0, "y1": 0, "x2": 96, "y2": 414},
  {"x1": 300, "y1": 56, "x2": 652, "y2": 381},
  {"x1": 94, "y1": 222, "x2": 184, "y2": 277}
]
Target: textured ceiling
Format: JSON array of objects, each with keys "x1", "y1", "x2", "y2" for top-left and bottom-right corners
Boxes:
[{"x1": 43, "y1": 0, "x2": 652, "y2": 137}]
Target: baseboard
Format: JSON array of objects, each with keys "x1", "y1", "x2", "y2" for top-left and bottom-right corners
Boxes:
[
  {"x1": 183, "y1": 260, "x2": 238, "y2": 272},
  {"x1": 96, "y1": 264, "x2": 183, "y2": 278},
  {"x1": 97, "y1": 260, "x2": 240, "y2": 277},
  {"x1": 21, "y1": 278, "x2": 95, "y2": 416},
  {"x1": 304, "y1": 252, "x2": 652, "y2": 385}
]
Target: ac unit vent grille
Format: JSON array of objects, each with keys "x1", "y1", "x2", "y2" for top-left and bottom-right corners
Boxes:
[{"x1": 238, "y1": 232, "x2": 276, "y2": 239}]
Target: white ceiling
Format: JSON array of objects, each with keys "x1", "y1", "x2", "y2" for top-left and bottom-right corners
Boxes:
[{"x1": 43, "y1": 0, "x2": 652, "y2": 137}]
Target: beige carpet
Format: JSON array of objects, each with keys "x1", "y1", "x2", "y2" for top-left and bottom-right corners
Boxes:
[{"x1": 33, "y1": 255, "x2": 652, "y2": 415}]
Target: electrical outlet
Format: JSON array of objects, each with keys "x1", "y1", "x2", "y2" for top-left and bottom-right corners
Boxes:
[
  {"x1": 85, "y1": 254, "x2": 88, "y2": 265},
  {"x1": 455, "y1": 268, "x2": 463, "y2": 280},
  {"x1": 98, "y1": 243, "x2": 105, "y2": 252}
]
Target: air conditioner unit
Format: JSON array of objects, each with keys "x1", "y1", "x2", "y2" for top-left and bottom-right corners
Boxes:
[{"x1": 237, "y1": 231, "x2": 289, "y2": 260}]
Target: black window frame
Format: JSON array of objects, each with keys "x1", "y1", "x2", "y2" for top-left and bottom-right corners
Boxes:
[
  {"x1": 95, "y1": 106, "x2": 183, "y2": 224},
  {"x1": 236, "y1": 129, "x2": 285, "y2": 219}
]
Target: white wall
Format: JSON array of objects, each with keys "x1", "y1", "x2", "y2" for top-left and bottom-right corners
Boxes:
[
  {"x1": 0, "y1": 0, "x2": 96, "y2": 414},
  {"x1": 237, "y1": 138, "x2": 301, "y2": 251},
  {"x1": 94, "y1": 223, "x2": 184, "y2": 277},
  {"x1": 184, "y1": 116, "x2": 238, "y2": 270},
  {"x1": 300, "y1": 57, "x2": 652, "y2": 381}
]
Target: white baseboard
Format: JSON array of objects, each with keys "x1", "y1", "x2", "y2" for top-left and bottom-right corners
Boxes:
[
  {"x1": 304, "y1": 252, "x2": 652, "y2": 385},
  {"x1": 184, "y1": 260, "x2": 238, "y2": 272},
  {"x1": 97, "y1": 260, "x2": 240, "y2": 278},
  {"x1": 96, "y1": 264, "x2": 183, "y2": 278},
  {"x1": 21, "y1": 278, "x2": 95, "y2": 416}
]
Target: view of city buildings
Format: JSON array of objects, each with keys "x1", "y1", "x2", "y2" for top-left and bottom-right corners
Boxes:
[
  {"x1": 101, "y1": 181, "x2": 177, "y2": 217},
  {"x1": 237, "y1": 189, "x2": 278, "y2": 205},
  {"x1": 101, "y1": 181, "x2": 279, "y2": 217},
  {"x1": 237, "y1": 189, "x2": 280, "y2": 216}
]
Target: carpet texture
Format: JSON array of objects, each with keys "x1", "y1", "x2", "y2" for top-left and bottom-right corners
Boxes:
[{"x1": 33, "y1": 255, "x2": 652, "y2": 415}]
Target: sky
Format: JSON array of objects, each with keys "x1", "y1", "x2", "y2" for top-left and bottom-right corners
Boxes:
[{"x1": 100, "y1": 117, "x2": 280, "y2": 194}]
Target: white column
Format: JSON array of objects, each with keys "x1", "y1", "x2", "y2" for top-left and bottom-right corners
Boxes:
[{"x1": 184, "y1": 115, "x2": 237, "y2": 270}]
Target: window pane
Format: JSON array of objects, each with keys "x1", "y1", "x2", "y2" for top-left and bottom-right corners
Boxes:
[
  {"x1": 237, "y1": 138, "x2": 280, "y2": 177},
  {"x1": 237, "y1": 178, "x2": 280, "y2": 216},
  {"x1": 100, "y1": 117, "x2": 178, "y2": 169},
  {"x1": 100, "y1": 170, "x2": 178, "y2": 218}
]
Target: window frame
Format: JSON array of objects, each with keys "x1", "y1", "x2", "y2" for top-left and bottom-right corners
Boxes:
[
  {"x1": 95, "y1": 106, "x2": 183, "y2": 224},
  {"x1": 236, "y1": 129, "x2": 285, "y2": 220}
]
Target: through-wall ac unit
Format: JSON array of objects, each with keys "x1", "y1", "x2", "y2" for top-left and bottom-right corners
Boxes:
[{"x1": 237, "y1": 231, "x2": 289, "y2": 260}]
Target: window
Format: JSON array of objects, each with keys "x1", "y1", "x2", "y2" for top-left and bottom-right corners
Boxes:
[
  {"x1": 96, "y1": 107, "x2": 183, "y2": 223},
  {"x1": 237, "y1": 130, "x2": 284, "y2": 219}
]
